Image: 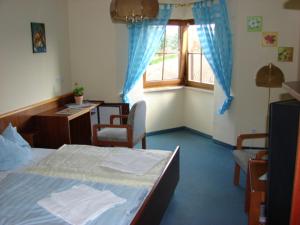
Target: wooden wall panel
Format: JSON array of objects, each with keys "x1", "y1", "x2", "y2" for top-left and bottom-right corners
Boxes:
[{"x1": 0, "y1": 93, "x2": 73, "y2": 133}]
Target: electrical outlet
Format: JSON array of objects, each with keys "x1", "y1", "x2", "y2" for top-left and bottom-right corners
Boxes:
[{"x1": 251, "y1": 129, "x2": 256, "y2": 134}]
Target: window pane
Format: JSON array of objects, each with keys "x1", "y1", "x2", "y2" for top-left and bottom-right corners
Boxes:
[
  {"x1": 157, "y1": 34, "x2": 165, "y2": 53},
  {"x1": 202, "y1": 56, "x2": 214, "y2": 84},
  {"x1": 146, "y1": 54, "x2": 163, "y2": 81},
  {"x1": 165, "y1": 26, "x2": 179, "y2": 54},
  {"x1": 188, "y1": 53, "x2": 201, "y2": 82},
  {"x1": 188, "y1": 25, "x2": 201, "y2": 53},
  {"x1": 163, "y1": 53, "x2": 179, "y2": 80}
]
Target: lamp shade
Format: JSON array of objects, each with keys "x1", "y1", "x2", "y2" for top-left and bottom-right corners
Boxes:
[
  {"x1": 110, "y1": 0, "x2": 159, "y2": 23},
  {"x1": 284, "y1": 0, "x2": 300, "y2": 9},
  {"x1": 256, "y1": 63, "x2": 285, "y2": 88}
]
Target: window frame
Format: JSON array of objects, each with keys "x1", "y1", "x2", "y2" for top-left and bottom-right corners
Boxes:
[{"x1": 143, "y1": 19, "x2": 214, "y2": 91}]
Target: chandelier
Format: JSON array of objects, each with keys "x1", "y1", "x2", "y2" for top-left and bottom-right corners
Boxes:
[
  {"x1": 284, "y1": 0, "x2": 300, "y2": 9},
  {"x1": 110, "y1": 0, "x2": 159, "y2": 23}
]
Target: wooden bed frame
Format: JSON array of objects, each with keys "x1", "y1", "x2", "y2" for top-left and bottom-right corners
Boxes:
[
  {"x1": 132, "y1": 146, "x2": 180, "y2": 225},
  {"x1": 0, "y1": 93, "x2": 180, "y2": 225}
]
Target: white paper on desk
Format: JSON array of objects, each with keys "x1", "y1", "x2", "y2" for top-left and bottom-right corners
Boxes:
[
  {"x1": 66, "y1": 103, "x2": 94, "y2": 109},
  {"x1": 38, "y1": 184, "x2": 126, "y2": 225}
]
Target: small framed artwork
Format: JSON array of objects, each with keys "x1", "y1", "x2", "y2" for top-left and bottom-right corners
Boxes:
[
  {"x1": 247, "y1": 16, "x2": 263, "y2": 32},
  {"x1": 262, "y1": 32, "x2": 278, "y2": 47},
  {"x1": 31, "y1": 22, "x2": 47, "y2": 53},
  {"x1": 278, "y1": 47, "x2": 294, "y2": 62}
]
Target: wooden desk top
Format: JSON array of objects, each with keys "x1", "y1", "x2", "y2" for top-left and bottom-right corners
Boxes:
[{"x1": 36, "y1": 103, "x2": 100, "y2": 121}]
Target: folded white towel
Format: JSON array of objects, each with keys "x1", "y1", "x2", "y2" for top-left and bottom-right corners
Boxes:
[
  {"x1": 38, "y1": 184, "x2": 126, "y2": 225},
  {"x1": 101, "y1": 149, "x2": 168, "y2": 175}
]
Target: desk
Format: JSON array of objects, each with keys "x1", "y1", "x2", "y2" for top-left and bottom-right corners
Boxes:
[
  {"x1": 35, "y1": 103, "x2": 100, "y2": 149},
  {"x1": 246, "y1": 159, "x2": 267, "y2": 225}
]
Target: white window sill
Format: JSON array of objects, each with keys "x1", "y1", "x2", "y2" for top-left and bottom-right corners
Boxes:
[
  {"x1": 143, "y1": 86, "x2": 184, "y2": 93},
  {"x1": 143, "y1": 85, "x2": 214, "y2": 94}
]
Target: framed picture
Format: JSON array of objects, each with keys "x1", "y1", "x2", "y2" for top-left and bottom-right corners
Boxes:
[
  {"x1": 278, "y1": 47, "x2": 294, "y2": 62},
  {"x1": 247, "y1": 16, "x2": 263, "y2": 32},
  {"x1": 31, "y1": 22, "x2": 47, "y2": 53},
  {"x1": 262, "y1": 32, "x2": 278, "y2": 47}
]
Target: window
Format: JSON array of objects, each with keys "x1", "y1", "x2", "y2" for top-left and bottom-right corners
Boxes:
[
  {"x1": 144, "y1": 20, "x2": 214, "y2": 90},
  {"x1": 187, "y1": 25, "x2": 214, "y2": 89}
]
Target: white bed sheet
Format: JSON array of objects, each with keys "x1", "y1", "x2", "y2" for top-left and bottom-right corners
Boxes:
[
  {"x1": 0, "y1": 148, "x2": 55, "y2": 181},
  {"x1": 27, "y1": 145, "x2": 172, "y2": 187}
]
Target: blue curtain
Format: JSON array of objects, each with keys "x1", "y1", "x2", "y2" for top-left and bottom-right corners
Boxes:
[
  {"x1": 122, "y1": 5, "x2": 173, "y2": 103},
  {"x1": 192, "y1": 0, "x2": 233, "y2": 114}
]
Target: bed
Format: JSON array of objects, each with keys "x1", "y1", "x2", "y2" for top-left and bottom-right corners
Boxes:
[
  {"x1": 0, "y1": 145, "x2": 179, "y2": 225},
  {"x1": 0, "y1": 94, "x2": 180, "y2": 225}
]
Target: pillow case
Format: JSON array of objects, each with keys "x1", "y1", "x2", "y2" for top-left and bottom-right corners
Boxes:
[
  {"x1": 0, "y1": 135, "x2": 31, "y2": 171},
  {"x1": 2, "y1": 123, "x2": 31, "y2": 148}
]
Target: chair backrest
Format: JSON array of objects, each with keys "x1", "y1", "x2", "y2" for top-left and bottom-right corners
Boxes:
[
  {"x1": 127, "y1": 101, "x2": 146, "y2": 143},
  {"x1": 99, "y1": 105, "x2": 121, "y2": 125}
]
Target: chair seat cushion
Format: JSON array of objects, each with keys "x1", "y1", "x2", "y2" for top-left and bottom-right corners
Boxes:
[
  {"x1": 97, "y1": 128, "x2": 128, "y2": 142},
  {"x1": 232, "y1": 149, "x2": 261, "y2": 172}
]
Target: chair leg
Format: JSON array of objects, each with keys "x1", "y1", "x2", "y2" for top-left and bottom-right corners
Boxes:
[
  {"x1": 142, "y1": 136, "x2": 146, "y2": 149},
  {"x1": 248, "y1": 192, "x2": 262, "y2": 225},
  {"x1": 234, "y1": 164, "x2": 241, "y2": 186}
]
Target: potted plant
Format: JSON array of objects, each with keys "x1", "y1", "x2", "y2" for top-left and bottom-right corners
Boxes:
[{"x1": 73, "y1": 83, "x2": 84, "y2": 104}]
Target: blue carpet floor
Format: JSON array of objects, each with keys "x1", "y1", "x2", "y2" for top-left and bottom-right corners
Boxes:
[{"x1": 145, "y1": 129, "x2": 247, "y2": 225}]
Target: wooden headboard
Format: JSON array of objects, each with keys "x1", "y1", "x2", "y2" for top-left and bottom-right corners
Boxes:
[{"x1": 0, "y1": 93, "x2": 74, "y2": 134}]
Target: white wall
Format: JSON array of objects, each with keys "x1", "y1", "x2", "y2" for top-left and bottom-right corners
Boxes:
[
  {"x1": 184, "y1": 88, "x2": 214, "y2": 135},
  {"x1": 67, "y1": 0, "x2": 300, "y2": 145},
  {"x1": 2, "y1": 0, "x2": 298, "y2": 145},
  {"x1": 0, "y1": 0, "x2": 71, "y2": 114},
  {"x1": 68, "y1": 0, "x2": 127, "y2": 103},
  {"x1": 232, "y1": 0, "x2": 300, "y2": 141},
  {"x1": 144, "y1": 88, "x2": 184, "y2": 132}
]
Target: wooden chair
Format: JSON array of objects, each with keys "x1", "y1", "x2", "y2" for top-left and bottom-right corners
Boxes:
[
  {"x1": 233, "y1": 133, "x2": 268, "y2": 186},
  {"x1": 246, "y1": 158, "x2": 268, "y2": 225},
  {"x1": 93, "y1": 100, "x2": 146, "y2": 149}
]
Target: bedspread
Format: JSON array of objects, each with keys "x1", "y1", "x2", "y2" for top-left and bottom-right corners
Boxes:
[
  {"x1": 0, "y1": 173, "x2": 148, "y2": 225},
  {"x1": 26, "y1": 145, "x2": 172, "y2": 187}
]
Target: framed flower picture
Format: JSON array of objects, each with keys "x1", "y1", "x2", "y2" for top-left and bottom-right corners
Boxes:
[
  {"x1": 247, "y1": 16, "x2": 263, "y2": 32},
  {"x1": 278, "y1": 47, "x2": 293, "y2": 62},
  {"x1": 262, "y1": 32, "x2": 278, "y2": 47},
  {"x1": 31, "y1": 22, "x2": 47, "y2": 53}
]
